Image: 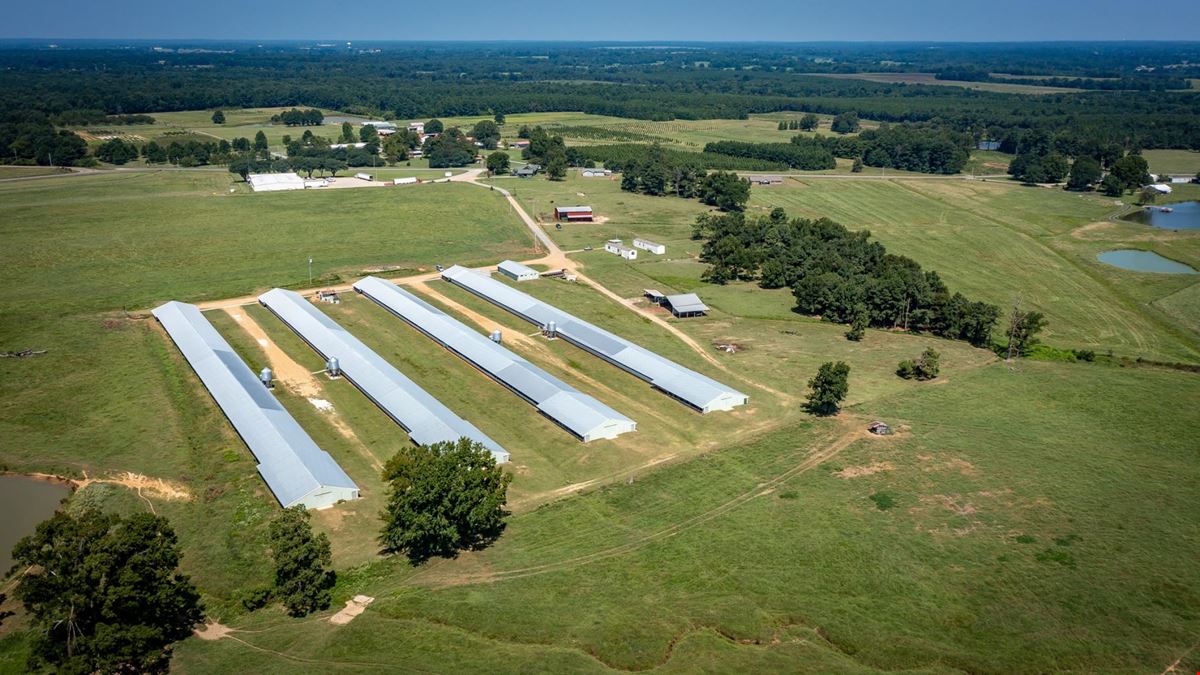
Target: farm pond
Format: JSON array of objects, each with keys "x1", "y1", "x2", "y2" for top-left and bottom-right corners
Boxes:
[
  {"x1": 1122, "y1": 201, "x2": 1200, "y2": 229},
  {"x1": 1097, "y1": 250, "x2": 1198, "y2": 274},
  {"x1": 0, "y1": 475, "x2": 70, "y2": 572}
]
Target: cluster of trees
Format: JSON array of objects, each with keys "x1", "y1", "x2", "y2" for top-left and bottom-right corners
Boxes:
[
  {"x1": 830, "y1": 111, "x2": 861, "y2": 134},
  {"x1": 568, "y1": 143, "x2": 785, "y2": 172},
  {"x1": 1008, "y1": 128, "x2": 1154, "y2": 193},
  {"x1": 471, "y1": 119, "x2": 501, "y2": 150},
  {"x1": 519, "y1": 125, "x2": 567, "y2": 179},
  {"x1": 611, "y1": 144, "x2": 751, "y2": 211},
  {"x1": 777, "y1": 113, "x2": 819, "y2": 131},
  {"x1": 693, "y1": 207, "x2": 1000, "y2": 346},
  {"x1": 426, "y1": 127, "x2": 479, "y2": 168},
  {"x1": 707, "y1": 124, "x2": 971, "y2": 175},
  {"x1": 704, "y1": 138, "x2": 836, "y2": 170},
  {"x1": 897, "y1": 347, "x2": 940, "y2": 380},
  {"x1": 0, "y1": 115, "x2": 88, "y2": 165},
  {"x1": 854, "y1": 125, "x2": 971, "y2": 174},
  {"x1": 272, "y1": 107, "x2": 324, "y2": 126}
]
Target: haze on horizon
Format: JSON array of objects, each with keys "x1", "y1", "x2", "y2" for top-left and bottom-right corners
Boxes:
[{"x1": 5, "y1": 0, "x2": 1200, "y2": 42}]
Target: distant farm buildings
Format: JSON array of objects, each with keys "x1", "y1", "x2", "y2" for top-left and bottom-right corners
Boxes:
[
  {"x1": 1148, "y1": 183, "x2": 1174, "y2": 194},
  {"x1": 633, "y1": 238, "x2": 666, "y2": 255},
  {"x1": 604, "y1": 239, "x2": 637, "y2": 260},
  {"x1": 329, "y1": 142, "x2": 366, "y2": 150},
  {"x1": 407, "y1": 121, "x2": 425, "y2": 134},
  {"x1": 581, "y1": 168, "x2": 612, "y2": 177},
  {"x1": 555, "y1": 206, "x2": 593, "y2": 222},
  {"x1": 747, "y1": 174, "x2": 784, "y2": 186},
  {"x1": 497, "y1": 260, "x2": 540, "y2": 282},
  {"x1": 509, "y1": 139, "x2": 530, "y2": 150},
  {"x1": 247, "y1": 172, "x2": 306, "y2": 192},
  {"x1": 362, "y1": 121, "x2": 396, "y2": 135},
  {"x1": 977, "y1": 140, "x2": 1002, "y2": 151},
  {"x1": 515, "y1": 163, "x2": 541, "y2": 178}
]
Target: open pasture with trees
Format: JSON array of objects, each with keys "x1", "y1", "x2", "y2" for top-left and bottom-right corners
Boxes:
[
  {"x1": 2, "y1": 38, "x2": 1200, "y2": 674},
  {"x1": 486, "y1": 171, "x2": 1200, "y2": 362},
  {"x1": 170, "y1": 358, "x2": 1200, "y2": 673}
]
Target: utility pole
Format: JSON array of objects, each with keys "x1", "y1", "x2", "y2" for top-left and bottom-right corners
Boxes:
[
  {"x1": 308, "y1": 256, "x2": 313, "y2": 287},
  {"x1": 1006, "y1": 295, "x2": 1023, "y2": 362}
]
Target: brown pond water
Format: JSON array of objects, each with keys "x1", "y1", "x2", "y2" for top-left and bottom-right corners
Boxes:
[{"x1": 1, "y1": 475, "x2": 70, "y2": 573}]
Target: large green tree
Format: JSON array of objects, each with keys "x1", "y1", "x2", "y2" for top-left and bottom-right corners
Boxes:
[
  {"x1": 268, "y1": 507, "x2": 335, "y2": 617},
  {"x1": 805, "y1": 361, "x2": 850, "y2": 416},
  {"x1": 10, "y1": 510, "x2": 204, "y2": 674},
  {"x1": 697, "y1": 171, "x2": 750, "y2": 211},
  {"x1": 830, "y1": 111, "x2": 860, "y2": 134},
  {"x1": 211, "y1": 109, "x2": 225, "y2": 124},
  {"x1": 471, "y1": 120, "x2": 501, "y2": 150},
  {"x1": 379, "y1": 438, "x2": 512, "y2": 563},
  {"x1": 486, "y1": 150, "x2": 510, "y2": 175},
  {"x1": 1110, "y1": 154, "x2": 1151, "y2": 190},
  {"x1": 1066, "y1": 156, "x2": 1102, "y2": 190}
]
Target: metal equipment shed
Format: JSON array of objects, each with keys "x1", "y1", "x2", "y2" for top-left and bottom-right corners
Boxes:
[
  {"x1": 663, "y1": 293, "x2": 709, "y2": 318},
  {"x1": 152, "y1": 301, "x2": 359, "y2": 509},
  {"x1": 442, "y1": 266, "x2": 748, "y2": 413},
  {"x1": 258, "y1": 288, "x2": 510, "y2": 463},
  {"x1": 354, "y1": 276, "x2": 636, "y2": 441}
]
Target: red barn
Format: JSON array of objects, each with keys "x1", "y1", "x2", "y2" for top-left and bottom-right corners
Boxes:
[{"x1": 554, "y1": 206, "x2": 593, "y2": 222}]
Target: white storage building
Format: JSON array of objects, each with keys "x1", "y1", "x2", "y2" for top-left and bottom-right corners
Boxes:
[
  {"x1": 443, "y1": 266, "x2": 748, "y2": 413},
  {"x1": 152, "y1": 301, "x2": 359, "y2": 509},
  {"x1": 258, "y1": 288, "x2": 510, "y2": 463},
  {"x1": 354, "y1": 276, "x2": 636, "y2": 442},
  {"x1": 247, "y1": 172, "x2": 305, "y2": 192},
  {"x1": 497, "y1": 260, "x2": 540, "y2": 282},
  {"x1": 604, "y1": 239, "x2": 637, "y2": 260}
]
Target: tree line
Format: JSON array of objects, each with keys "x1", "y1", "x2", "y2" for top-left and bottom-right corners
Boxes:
[{"x1": 692, "y1": 207, "x2": 1000, "y2": 346}]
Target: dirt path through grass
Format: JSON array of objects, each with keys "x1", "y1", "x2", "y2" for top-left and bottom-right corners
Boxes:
[
  {"x1": 222, "y1": 307, "x2": 384, "y2": 471},
  {"x1": 408, "y1": 419, "x2": 863, "y2": 588}
]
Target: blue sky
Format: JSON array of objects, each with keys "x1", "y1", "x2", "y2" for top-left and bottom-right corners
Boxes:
[{"x1": 5, "y1": 0, "x2": 1199, "y2": 41}]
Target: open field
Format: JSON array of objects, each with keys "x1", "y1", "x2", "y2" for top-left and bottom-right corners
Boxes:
[
  {"x1": 169, "y1": 358, "x2": 1200, "y2": 673},
  {"x1": 0, "y1": 166, "x2": 73, "y2": 179},
  {"x1": 488, "y1": 173, "x2": 1200, "y2": 362},
  {"x1": 1144, "y1": 149, "x2": 1200, "y2": 176},
  {"x1": 439, "y1": 111, "x2": 859, "y2": 151},
  {"x1": 0, "y1": 172, "x2": 534, "y2": 613},
  {"x1": 811, "y1": 72, "x2": 1082, "y2": 94},
  {"x1": 2, "y1": 114, "x2": 1199, "y2": 674}
]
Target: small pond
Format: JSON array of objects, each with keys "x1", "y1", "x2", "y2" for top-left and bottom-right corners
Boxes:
[
  {"x1": 1122, "y1": 201, "x2": 1200, "y2": 229},
  {"x1": 1097, "y1": 250, "x2": 1198, "y2": 274},
  {"x1": 0, "y1": 475, "x2": 70, "y2": 572}
]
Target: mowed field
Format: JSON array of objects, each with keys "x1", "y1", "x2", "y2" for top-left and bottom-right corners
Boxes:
[
  {"x1": 1143, "y1": 149, "x2": 1200, "y2": 176},
  {"x1": 489, "y1": 172, "x2": 1200, "y2": 362},
  {"x1": 1, "y1": 144, "x2": 1198, "y2": 673}
]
